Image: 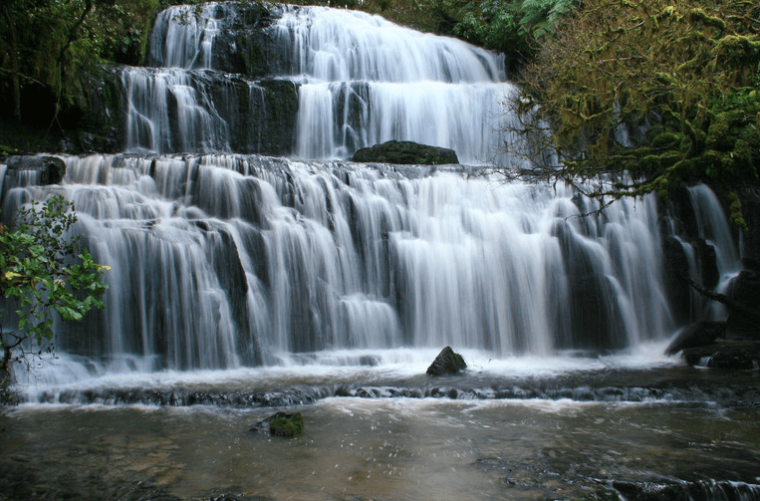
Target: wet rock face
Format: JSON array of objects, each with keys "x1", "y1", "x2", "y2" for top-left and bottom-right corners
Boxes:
[
  {"x1": 726, "y1": 270, "x2": 760, "y2": 339},
  {"x1": 664, "y1": 320, "x2": 726, "y2": 356},
  {"x1": 426, "y1": 346, "x2": 467, "y2": 376},
  {"x1": 551, "y1": 219, "x2": 627, "y2": 350},
  {"x1": 736, "y1": 186, "x2": 760, "y2": 261},
  {"x1": 4, "y1": 155, "x2": 66, "y2": 186},
  {"x1": 662, "y1": 235, "x2": 692, "y2": 326},
  {"x1": 352, "y1": 140, "x2": 459, "y2": 165}
]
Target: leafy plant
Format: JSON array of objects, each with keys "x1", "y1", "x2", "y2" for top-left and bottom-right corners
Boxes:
[
  {"x1": 0, "y1": 0, "x2": 161, "y2": 125},
  {"x1": 0, "y1": 195, "x2": 109, "y2": 387},
  {"x1": 431, "y1": 0, "x2": 578, "y2": 65}
]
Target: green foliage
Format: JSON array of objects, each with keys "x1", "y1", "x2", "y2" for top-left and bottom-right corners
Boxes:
[
  {"x1": 0, "y1": 195, "x2": 109, "y2": 385},
  {"x1": 430, "y1": 0, "x2": 577, "y2": 61},
  {"x1": 512, "y1": 0, "x2": 760, "y2": 224},
  {"x1": 0, "y1": 0, "x2": 161, "y2": 123}
]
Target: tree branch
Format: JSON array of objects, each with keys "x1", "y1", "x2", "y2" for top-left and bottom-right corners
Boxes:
[{"x1": 679, "y1": 274, "x2": 760, "y2": 326}]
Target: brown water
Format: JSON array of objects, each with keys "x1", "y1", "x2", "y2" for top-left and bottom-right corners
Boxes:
[{"x1": 2, "y1": 393, "x2": 759, "y2": 501}]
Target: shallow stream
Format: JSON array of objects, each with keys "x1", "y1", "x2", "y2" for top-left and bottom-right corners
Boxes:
[{"x1": 3, "y1": 350, "x2": 759, "y2": 501}]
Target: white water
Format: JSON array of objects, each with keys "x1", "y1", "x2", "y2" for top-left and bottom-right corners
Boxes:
[
  {"x1": 125, "y1": 2, "x2": 514, "y2": 163},
  {"x1": 148, "y1": 2, "x2": 229, "y2": 69},
  {"x1": 0, "y1": 2, "x2": 743, "y2": 388},
  {"x1": 2, "y1": 152, "x2": 681, "y2": 385},
  {"x1": 278, "y1": 6, "x2": 512, "y2": 162}
]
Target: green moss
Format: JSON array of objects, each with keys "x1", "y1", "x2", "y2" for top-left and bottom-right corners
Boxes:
[
  {"x1": 453, "y1": 353, "x2": 466, "y2": 370},
  {"x1": 726, "y1": 190, "x2": 749, "y2": 232},
  {"x1": 270, "y1": 412, "x2": 304, "y2": 438},
  {"x1": 237, "y1": 34, "x2": 263, "y2": 77},
  {"x1": 652, "y1": 132, "x2": 682, "y2": 147}
]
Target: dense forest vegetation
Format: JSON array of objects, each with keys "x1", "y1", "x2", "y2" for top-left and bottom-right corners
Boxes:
[{"x1": 1, "y1": 0, "x2": 758, "y2": 223}]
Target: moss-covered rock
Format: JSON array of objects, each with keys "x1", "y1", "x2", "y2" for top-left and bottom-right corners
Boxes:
[
  {"x1": 426, "y1": 346, "x2": 467, "y2": 376},
  {"x1": 249, "y1": 411, "x2": 305, "y2": 438},
  {"x1": 269, "y1": 412, "x2": 305, "y2": 438},
  {"x1": 352, "y1": 140, "x2": 459, "y2": 165}
]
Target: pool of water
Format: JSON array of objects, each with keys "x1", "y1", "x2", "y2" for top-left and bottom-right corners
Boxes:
[{"x1": 2, "y1": 355, "x2": 760, "y2": 501}]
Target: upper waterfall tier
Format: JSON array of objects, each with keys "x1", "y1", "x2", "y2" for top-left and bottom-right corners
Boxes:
[
  {"x1": 147, "y1": 2, "x2": 506, "y2": 83},
  {"x1": 125, "y1": 2, "x2": 511, "y2": 162},
  {"x1": 271, "y1": 6, "x2": 506, "y2": 83}
]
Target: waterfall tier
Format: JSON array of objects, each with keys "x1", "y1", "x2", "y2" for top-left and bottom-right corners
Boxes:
[
  {"x1": 3, "y1": 153, "x2": 680, "y2": 378},
  {"x1": 123, "y1": 2, "x2": 513, "y2": 163}
]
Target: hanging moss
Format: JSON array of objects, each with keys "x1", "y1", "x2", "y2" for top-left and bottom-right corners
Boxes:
[{"x1": 513, "y1": 0, "x2": 760, "y2": 228}]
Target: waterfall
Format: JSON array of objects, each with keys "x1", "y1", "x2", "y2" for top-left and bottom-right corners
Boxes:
[
  {"x1": 0, "y1": 2, "x2": 743, "y2": 380},
  {"x1": 122, "y1": 2, "x2": 513, "y2": 163},
  {"x1": 3, "y1": 153, "x2": 678, "y2": 377},
  {"x1": 277, "y1": 6, "x2": 512, "y2": 163}
]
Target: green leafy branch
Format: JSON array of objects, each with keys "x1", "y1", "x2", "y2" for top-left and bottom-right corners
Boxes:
[{"x1": 1, "y1": 195, "x2": 109, "y2": 386}]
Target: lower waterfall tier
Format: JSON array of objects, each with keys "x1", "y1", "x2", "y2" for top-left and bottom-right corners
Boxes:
[{"x1": 0, "y1": 153, "x2": 707, "y2": 377}]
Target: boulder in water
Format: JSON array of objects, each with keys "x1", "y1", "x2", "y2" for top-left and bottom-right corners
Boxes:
[
  {"x1": 664, "y1": 321, "x2": 726, "y2": 356},
  {"x1": 674, "y1": 338, "x2": 760, "y2": 368},
  {"x1": 351, "y1": 140, "x2": 459, "y2": 165},
  {"x1": 250, "y1": 411, "x2": 304, "y2": 438},
  {"x1": 426, "y1": 346, "x2": 467, "y2": 376}
]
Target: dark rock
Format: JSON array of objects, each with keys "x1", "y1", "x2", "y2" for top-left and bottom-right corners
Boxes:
[
  {"x1": 707, "y1": 346, "x2": 760, "y2": 370},
  {"x1": 250, "y1": 411, "x2": 304, "y2": 438},
  {"x1": 426, "y1": 346, "x2": 467, "y2": 376},
  {"x1": 352, "y1": 140, "x2": 459, "y2": 165},
  {"x1": 664, "y1": 321, "x2": 726, "y2": 356},
  {"x1": 552, "y1": 220, "x2": 627, "y2": 349},
  {"x1": 41, "y1": 156, "x2": 66, "y2": 185},
  {"x1": 5, "y1": 155, "x2": 66, "y2": 185},
  {"x1": 681, "y1": 345, "x2": 719, "y2": 366},
  {"x1": 696, "y1": 238, "x2": 719, "y2": 290},
  {"x1": 63, "y1": 65, "x2": 126, "y2": 153},
  {"x1": 681, "y1": 340, "x2": 760, "y2": 370},
  {"x1": 664, "y1": 184, "x2": 700, "y2": 240},
  {"x1": 200, "y1": 222, "x2": 261, "y2": 366},
  {"x1": 735, "y1": 185, "x2": 760, "y2": 261},
  {"x1": 358, "y1": 355, "x2": 380, "y2": 366},
  {"x1": 744, "y1": 257, "x2": 760, "y2": 272},
  {"x1": 726, "y1": 270, "x2": 760, "y2": 339},
  {"x1": 662, "y1": 236, "x2": 693, "y2": 325}
]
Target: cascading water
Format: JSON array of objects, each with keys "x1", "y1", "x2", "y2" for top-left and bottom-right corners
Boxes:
[
  {"x1": 121, "y1": 2, "x2": 516, "y2": 164},
  {"x1": 272, "y1": 6, "x2": 513, "y2": 163},
  {"x1": 0, "y1": 1, "x2": 740, "y2": 380},
  {"x1": 2, "y1": 4, "x2": 758, "y2": 500},
  {"x1": 4, "y1": 151, "x2": 674, "y2": 380}
]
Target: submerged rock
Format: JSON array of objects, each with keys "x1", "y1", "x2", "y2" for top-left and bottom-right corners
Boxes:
[
  {"x1": 682, "y1": 341, "x2": 760, "y2": 370},
  {"x1": 426, "y1": 346, "x2": 467, "y2": 376},
  {"x1": 351, "y1": 140, "x2": 459, "y2": 165},
  {"x1": 250, "y1": 411, "x2": 304, "y2": 438},
  {"x1": 664, "y1": 321, "x2": 726, "y2": 356}
]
